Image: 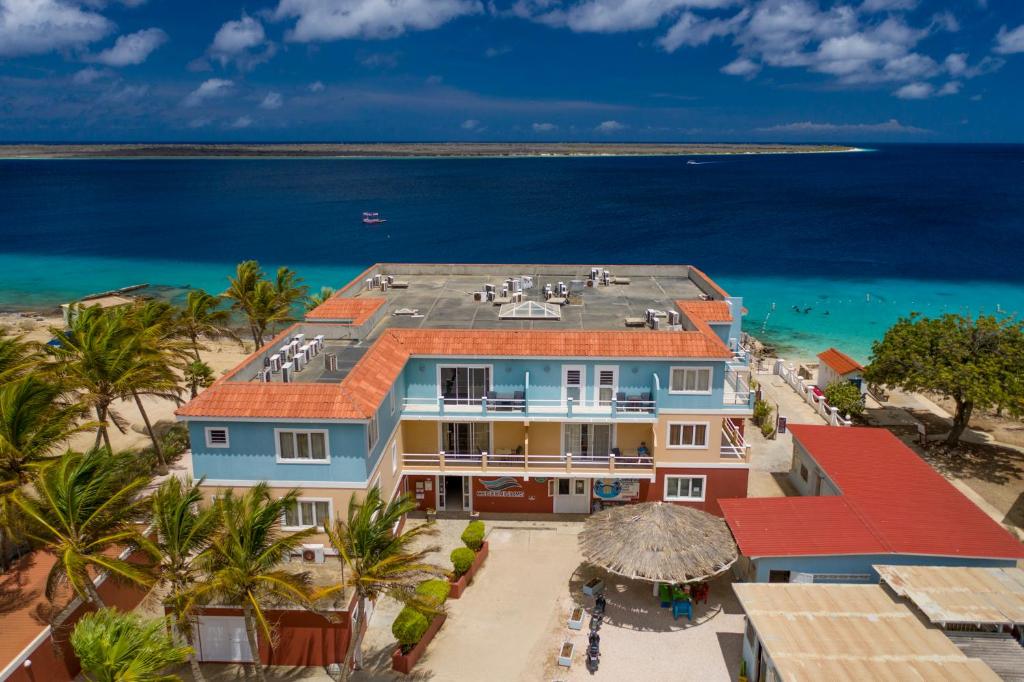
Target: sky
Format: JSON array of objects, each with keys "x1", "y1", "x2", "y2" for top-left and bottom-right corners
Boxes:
[{"x1": 0, "y1": 0, "x2": 1022, "y2": 142}]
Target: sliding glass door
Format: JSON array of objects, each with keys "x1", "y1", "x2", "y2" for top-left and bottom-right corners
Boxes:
[
  {"x1": 440, "y1": 366, "x2": 490, "y2": 404},
  {"x1": 442, "y1": 422, "x2": 490, "y2": 456},
  {"x1": 563, "y1": 424, "x2": 612, "y2": 458}
]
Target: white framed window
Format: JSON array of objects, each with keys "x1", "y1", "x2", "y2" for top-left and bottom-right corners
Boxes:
[
  {"x1": 204, "y1": 427, "x2": 230, "y2": 448},
  {"x1": 667, "y1": 422, "x2": 709, "y2": 449},
  {"x1": 282, "y1": 498, "x2": 331, "y2": 530},
  {"x1": 664, "y1": 475, "x2": 706, "y2": 501},
  {"x1": 573, "y1": 479, "x2": 587, "y2": 496},
  {"x1": 562, "y1": 364, "x2": 585, "y2": 404},
  {"x1": 389, "y1": 386, "x2": 396, "y2": 416},
  {"x1": 563, "y1": 423, "x2": 613, "y2": 457},
  {"x1": 594, "y1": 365, "x2": 618, "y2": 406},
  {"x1": 367, "y1": 415, "x2": 379, "y2": 451},
  {"x1": 669, "y1": 366, "x2": 713, "y2": 394},
  {"x1": 391, "y1": 441, "x2": 398, "y2": 474},
  {"x1": 275, "y1": 429, "x2": 330, "y2": 463},
  {"x1": 438, "y1": 365, "x2": 492, "y2": 404}
]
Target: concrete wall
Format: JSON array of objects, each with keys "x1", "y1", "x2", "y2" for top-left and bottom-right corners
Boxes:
[{"x1": 787, "y1": 440, "x2": 840, "y2": 497}]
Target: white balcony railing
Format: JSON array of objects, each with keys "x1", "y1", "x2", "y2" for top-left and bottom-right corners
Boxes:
[
  {"x1": 400, "y1": 451, "x2": 654, "y2": 473},
  {"x1": 720, "y1": 419, "x2": 748, "y2": 460}
]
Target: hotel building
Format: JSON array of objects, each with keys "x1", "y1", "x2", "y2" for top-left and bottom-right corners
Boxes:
[{"x1": 176, "y1": 264, "x2": 754, "y2": 533}]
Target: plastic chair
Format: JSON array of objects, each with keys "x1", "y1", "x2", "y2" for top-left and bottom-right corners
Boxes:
[
  {"x1": 672, "y1": 599, "x2": 693, "y2": 621},
  {"x1": 658, "y1": 584, "x2": 672, "y2": 608}
]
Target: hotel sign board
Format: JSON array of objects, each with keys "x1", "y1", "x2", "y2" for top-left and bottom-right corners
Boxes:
[{"x1": 592, "y1": 478, "x2": 640, "y2": 501}]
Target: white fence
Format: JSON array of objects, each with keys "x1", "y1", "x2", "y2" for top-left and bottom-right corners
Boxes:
[{"x1": 774, "y1": 360, "x2": 853, "y2": 427}]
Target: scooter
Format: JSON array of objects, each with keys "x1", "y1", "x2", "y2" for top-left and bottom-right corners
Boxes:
[{"x1": 586, "y1": 631, "x2": 600, "y2": 672}]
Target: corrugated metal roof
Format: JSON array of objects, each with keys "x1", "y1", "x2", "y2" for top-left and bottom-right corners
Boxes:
[
  {"x1": 735, "y1": 583, "x2": 1002, "y2": 682},
  {"x1": 876, "y1": 565, "x2": 1024, "y2": 626},
  {"x1": 721, "y1": 426, "x2": 1024, "y2": 561}
]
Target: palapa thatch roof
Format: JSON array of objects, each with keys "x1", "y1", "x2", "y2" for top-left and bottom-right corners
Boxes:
[{"x1": 579, "y1": 502, "x2": 738, "y2": 583}]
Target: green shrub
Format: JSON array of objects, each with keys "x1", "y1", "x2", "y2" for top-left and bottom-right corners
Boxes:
[
  {"x1": 752, "y1": 399, "x2": 773, "y2": 426},
  {"x1": 392, "y1": 607, "x2": 429, "y2": 652},
  {"x1": 416, "y1": 579, "x2": 451, "y2": 610},
  {"x1": 451, "y1": 547, "x2": 475, "y2": 577},
  {"x1": 760, "y1": 419, "x2": 776, "y2": 439},
  {"x1": 823, "y1": 381, "x2": 865, "y2": 419},
  {"x1": 461, "y1": 520, "x2": 485, "y2": 551}
]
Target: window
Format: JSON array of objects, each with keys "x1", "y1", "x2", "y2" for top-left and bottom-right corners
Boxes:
[
  {"x1": 558, "y1": 479, "x2": 570, "y2": 495},
  {"x1": 563, "y1": 423, "x2": 612, "y2": 457},
  {"x1": 595, "y1": 366, "x2": 618, "y2": 406},
  {"x1": 664, "y1": 475, "x2": 706, "y2": 501},
  {"x1": 439, "y1": 366, "x2": 490, "y2": 404},
  {"x1": 391, "y1": 441, "x2": 398, "y2": 474},
  {"x1": 574, "y1": 479, "x2": 586, "y2": 496},
  {"x1": 282, "y1": 499, "x2": 330, "y2": 530},
  {"x1": 562, "y1": 365, "x2": 585, "y2": 403},
  {"x1": 442, "y1": 422, "x2": 490, "y2": 455},
  {"x1": 669, "y1": 367, "x2": 712, "y2": 394},
  {"x1": 800, "y1": 464, "x2": 809, "y2": 482},
  {"x1": 205, "y1": 427, "x2": 229, "y2": 448},
  {"x1": 367, "y1": 416, "x2": 379, "y2": 451},
  {"x1": 276, "y1": 429, "x2": 329, "y2": 463},
  {"x1": 667, "y1": 422, "x2": 709, "y2": 448}
]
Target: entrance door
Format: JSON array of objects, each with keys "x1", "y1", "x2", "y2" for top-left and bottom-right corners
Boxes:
[
  {"x1": 443, "y1": 475, "x2": 465, "y2": 511},
  {"x1": 552, "y1": 478, "x2": 591, "y2": 513},
  {"x1": 462, "y1": 476, "x2": 472, "y2": 511},
  {"x1": 194, "y1": 616, "x2": 254, "y2": 663},
  {"x1": 437, "y1": 476, "x2": 446, "y2": 511}
]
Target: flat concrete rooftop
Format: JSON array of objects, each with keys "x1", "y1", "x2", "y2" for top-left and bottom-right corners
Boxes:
[{"x1": 230, "y1": 264, "x2": 726, "y2": 384}]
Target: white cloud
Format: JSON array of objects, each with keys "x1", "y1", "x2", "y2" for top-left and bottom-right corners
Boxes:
[
  {"x1": 930, "y1": 11, "x2": 958, "y2": 33},
  {"x1": 944, "y1": 52, "x2": 967, "y2": 76},
  {"x1": 209, "y1": 15, "x2": 275, "y2": 70},
  {"x1": 595, "y1": 119, "x2": 625, "y2": 132},
  {"x1": 994, "y1": 24, "x2": 1024, "y2": 55},
  {"x1": 936, "y1": 80, "x2": 960, "y2": 96},
  {"x1": 274, "y1": 0, "x2": 483, "y2": 42},
  {"x1": 0, "y1": 0, "x2": 113, "y2": 56},
  {"x1": 90, "y1": 28, "x2": 167, "y2": 66},
  {"x1": 182, "y1": 78, "x2": 234, "y2": 107},
  {"x1": 425, "y1": 74, "x2": 443, "y2": 85},
  {"x1": 309, "y1": 80, "x2": 325, "y2": 92},
  {"x1": 71, "y1": 66, "x2": 109, "y2": 84},
  {"x1": 658, "y1": 9, "x2": 747, "y2": 53},
  {"x1": 360, "y1": 51, "x2": 399, "y2": 68},
  {"x1": 532, "y1": 122, "x2": 557, "y2": 132},
  {"x1": 461, "y1": 118, "x2": 482, "y2": 130},
  {"x1": 758, "y1": 118, "x2": 928, "y2": 134},
  {"x1": 721, "y1": 56, "x2": 761, "y2": 77},
  {"x1": 893, "y1": 81, "x2": 932, "y2": 99},
  {"x1": 260, "y1": 91, "x2": 283, "y2": 109},
  {"x1": 859, "y1": 0, "x2": 917, "y2": 11},
  {"x1": 514, "y1": 0, "x2": 740, "y2": 34},
  {"x1": 227, "y1": 115, "x2": 253, "y2": 129},
  {"x1": 484, "y1": 45, "x2": 511, "y2": 58}
]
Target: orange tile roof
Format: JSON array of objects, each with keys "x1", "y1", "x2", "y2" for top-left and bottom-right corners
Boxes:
[
  {"x1": 677, "y1": 300, "x2": 733, "y2": 323},
  {"x1": 817, "y1": 347, "x2": 864, "y2": 375},
  {"x1": 304, "y1": 297, "x2": 386, "y2": 324},
  {"x1": 178, "y1": 327, "x2": 732, "y2": 420},
  {"x1": 686, "y1": 265, "x2": 731, "y2": 298}
]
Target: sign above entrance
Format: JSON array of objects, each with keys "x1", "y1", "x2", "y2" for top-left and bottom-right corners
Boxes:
[
  {"x1": 592, "y1": 478, "x2": 640, "y2": 501},
  {"x1": 477, "y1": 477, "x2": 524, "y2": 498}
]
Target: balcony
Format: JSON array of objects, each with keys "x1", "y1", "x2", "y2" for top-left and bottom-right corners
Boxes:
[
  {"x1": 724, "y1": 367, "x2": 755, "y2": 409},
  {"x1": 402, "y1": 395, "x2": 657, "y2": 420},
  {"x1": 400, "y1": 451, "x2": 655, "y2": 478},
  {"x1": 720, "y1": 419, "x2": 749, "y2": 460}
]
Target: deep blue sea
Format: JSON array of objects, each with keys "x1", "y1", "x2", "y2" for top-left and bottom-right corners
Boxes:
[{"x1": 1, "y1": 144, "x2": 1021, "y2": 360}]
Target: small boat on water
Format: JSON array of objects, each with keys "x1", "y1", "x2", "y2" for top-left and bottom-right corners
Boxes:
[{"x1": 362, "y1": 211, "x2": 387, "y2": 225}]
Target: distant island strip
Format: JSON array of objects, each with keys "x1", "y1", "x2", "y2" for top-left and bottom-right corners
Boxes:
[{"x1": 0, "y1": 143, "x2": 860, "y2": 159}]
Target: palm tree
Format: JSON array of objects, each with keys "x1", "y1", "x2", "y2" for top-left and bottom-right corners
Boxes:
[
  {"x1": 322, "y1": 488, "x2": 443, "y2": 679},
  {"x1": 304, "y1": 287, "x2": 336, "y2": 313},
  {"x1": 0, "y1": 332, "x2": 41, "y2": 384},
  {"x1": 184, "y1": 359, "x2": 215, "y2": 399},
  {"x1": 224, "y1": 261, "x2": 306, "y2": 349},
  {"x1": 223, "y1": 260, "x2": 264, "y2": 349},
  {"x1": 146, "y1": 476, "x2": 220, "y2": 682},
  {"x1": 71, "y1": 608, "x2": 191, "y2": 682},
  {"x1": 195, "y1": 484, "x2": 315, "y2": 682},
  {"x1": 245, "y1": 280, "x2": 293, "y2": 349},
  {"x1": 272, "y1": 266, "x2": 308, "y2": 310},
  {"x1": 177, "y1": 289, "x2": 238, "y2": 362},
  {"x1": 47, "y1": 306, "x2": 182, "y2": 455},
  {"x1": 13, "y1": 449, "x2": 154, "y2": 612}
]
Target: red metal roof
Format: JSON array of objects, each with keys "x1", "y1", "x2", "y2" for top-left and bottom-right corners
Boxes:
[
  {"x1": 722, "y1": 425, "x2": 1024, "y2": 561},
  {"x1": 817, "y1": 347, "x2": 864, "y2": 375},
  {"x1": 177, "y1": 327, "x2": 732, "y2": 420}
]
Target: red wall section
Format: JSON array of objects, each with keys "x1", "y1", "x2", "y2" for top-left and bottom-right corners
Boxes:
[
  {"x1": 192, "y1": 607, "x2": 352, "y2": 667},
  {"x1": 471, "y1": 477, "x2": 553, "y2": 513},
  {"x1": 635, "y1": 467, "x2": 749, "y2": 516},
  {"x1": 405, "y1": 475, "x2": 436, "y2": 511}
]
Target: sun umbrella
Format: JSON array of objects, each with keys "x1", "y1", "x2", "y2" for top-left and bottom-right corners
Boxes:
[{"x1": 579, "y1": 502, "x2": 738, "y2": 583}]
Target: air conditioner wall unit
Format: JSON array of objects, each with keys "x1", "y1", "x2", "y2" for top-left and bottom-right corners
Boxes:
[
  {"x1": 301, "y1": 544, "x2": 326, "y2": 564},
  {"x1": 269, "y1": 353, "x2": 282, "y2": 372},
  {"x1": 281, "y1": 362, "x2": 293, "y2": 383}
]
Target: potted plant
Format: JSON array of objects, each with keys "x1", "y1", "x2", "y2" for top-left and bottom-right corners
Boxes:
[
  {"x1": 425, "y1": 507, "x2": 436, "y2": 521},
  {"x1": 558, "y1": 640, "x2": 574, "y2": 667}
]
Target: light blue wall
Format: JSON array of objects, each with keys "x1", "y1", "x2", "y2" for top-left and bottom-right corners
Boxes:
[
  {"x1": 366, "y1": 378, "x2": 405, "y2": 473},
  {"x1": 189, "y1": 420, "x2": 371, "y2": 482},
  {"x1": 751, "y1": 554, "x2": 1017, "y2": 583},
  {"x1": 400, "y1": 357, "x2": 733, "y2": 410}
]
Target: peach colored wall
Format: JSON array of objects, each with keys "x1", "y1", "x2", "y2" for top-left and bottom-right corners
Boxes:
[
  {"x1": 493, "y1": 422, "x2": 526, "y2": 453},
  {"x1": 402, "y1": 420, "x2": 438, "y2": 453},
  {"x1": 528, "y1": 422, "x2": 561, "y2": 454},
  {"x1": 652, "y1": 415, "x2": 724, "y2": 464},
  {"x1": 615, "y1": 423, "x2": 654, "y2": 455}
]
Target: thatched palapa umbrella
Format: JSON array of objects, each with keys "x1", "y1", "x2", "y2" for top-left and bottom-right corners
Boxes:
[{"x1": 579, "y1": 502, "x2": 738, "y2": 583}]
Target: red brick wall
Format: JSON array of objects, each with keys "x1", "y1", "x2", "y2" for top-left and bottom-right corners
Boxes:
[
  {"x1": 405, "y1": 475, "x2": 437, "y2": 511},
  {"x1": 192, "y1": 607, "x2": 353, "y2": 667},
  {"x1": 635, "y1": 467, "x2": 749, "y2": 516},
  {"x1": 471, "y1": 477, "x2": 553, "y2": 513}
]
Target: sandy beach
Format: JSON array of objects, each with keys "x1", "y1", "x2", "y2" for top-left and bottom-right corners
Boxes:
[{"x1": 0, "y1": 311, "x2": 250, "y2": 453}]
